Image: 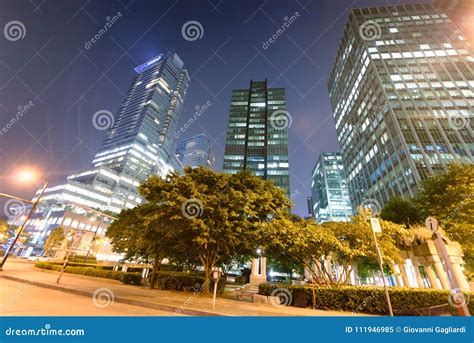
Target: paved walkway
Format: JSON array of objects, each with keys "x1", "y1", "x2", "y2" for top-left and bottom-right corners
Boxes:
[
  {"x1": 0, "y1": 261, "x2": 367, "y2": 316},
  {"x1": 0, "y1": 278, "x2": 182, "y2": 316}
]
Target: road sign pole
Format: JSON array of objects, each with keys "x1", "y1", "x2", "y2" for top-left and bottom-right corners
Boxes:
[{"x1": 370, "y1": 217, "x2": 394, "y2": 316}]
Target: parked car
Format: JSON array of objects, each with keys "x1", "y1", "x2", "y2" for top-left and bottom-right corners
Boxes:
[{"x1": 27, "y1": 256, "x2": 50, "y2": 262}]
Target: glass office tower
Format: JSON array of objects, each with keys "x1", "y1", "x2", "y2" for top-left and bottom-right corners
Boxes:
[
  {"x1": 223, "y1": 80, "x2": 290, "y2": 196},
  {"x1": 37, "y1": 53, "x2": 189, "y2": 213},
  {"x1": 175, "y1": 133, "x2": 215, "y2": 169},
  {"x1": 311, "y1": 152, "x2": 353, "y2": 223},
  {"x1": 328, "y1": 3, "x2": 473, "y2": 208}
]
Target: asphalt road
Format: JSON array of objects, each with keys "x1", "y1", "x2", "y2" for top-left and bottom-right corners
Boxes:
[{"x1": 0, "y1": 278, "x2": 184, "y2": 316}]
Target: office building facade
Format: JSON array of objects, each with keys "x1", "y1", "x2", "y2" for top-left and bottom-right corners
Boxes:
[
  {"x1": 37, "y1": 53, "x2": 189, "y2": 213},
  {"x1": 175, "y1": 133, "x2": 215, "y2": 169},
  {"x1": 328, "y1": 3, "x2": 473, "y2": 208},
  {"x1": 223, "y1": 80, "x2": 290, "y2": 196},
  {"x1": 311, "y1": 152, "x2": 353, "y2": 223}
]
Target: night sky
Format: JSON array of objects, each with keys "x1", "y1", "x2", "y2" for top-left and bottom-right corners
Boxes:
[{"x1": 0, "y1": 0, "x2": 428, "y2": 216}]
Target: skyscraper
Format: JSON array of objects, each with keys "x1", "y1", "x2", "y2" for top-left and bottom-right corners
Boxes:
[
  {"x1": 328, "y1": 3, "x2": 473, "y2": 209},
  {"x1": 311, "y1": 152, "x2": 353, "y2": 223},
  {"x1": 37, "y1": 53, "x2": 189, "y2": 213},
  {"x1": 223, "y1": 80, "x2": 290, "y2": 196},
  {"x1": 175, "y1": 133, "x2": 215, "y2": 169}
]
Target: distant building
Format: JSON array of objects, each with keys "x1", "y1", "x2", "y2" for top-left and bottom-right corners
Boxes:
[
  {"x1": 223, "y1": 80, "x2": 290, "y2": 196},
  {"x1": 175, "y1": 133, "x2": 215, "y2": 169},
  {"x1": 36, "y1": 53, "x2": 189, "y2": 213},
  {"x1": 311, "y1": 153, "x2": 353, "y2": 223},
  {"x1": 328, "y1": 3, "x2": 473, "y2": 209},
  {"x1": 18, "y1": 201, "x2": 117, "y2": 260}
]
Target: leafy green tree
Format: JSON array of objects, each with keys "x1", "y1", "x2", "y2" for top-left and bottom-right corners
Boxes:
[
  {"x1": 263, "y1": 217, "x2": 341, "y2": 284},
  {"x1": 107, "y1": 167, "x2": 292, "y2": 292},
  {"x1": 380, "y1": 196, "x2": 422, "y2": 228},
  {"x1": 321, "y1": 214, "x2": 409, "y2": 283},
  {"x1": 107, "y1": 204, "x2": 186, "y2": 288},
  {"x1": 44, "y1": 226, "x2": 65, "y2": 256},
  {"x1": 137, "y1": 167, "x2": 292, "y2": 293},
  {"x1": 414, "y1": 163, "x2": 474, "y2": 268},
  {"x1": 0, "y1": 219, "x2": 13, "y2": 244}
]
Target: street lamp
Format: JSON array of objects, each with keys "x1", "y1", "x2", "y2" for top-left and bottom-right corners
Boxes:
[{"x1": 0, "y1": 169, "x2": 48, "y2": 271}]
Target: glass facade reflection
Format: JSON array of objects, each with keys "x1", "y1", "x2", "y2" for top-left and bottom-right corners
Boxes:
[
  {"x1": 36, "y1": 53, "x2": 189, "y2": 213},
  {"x1": 175, "y1": 133, "x2": 215, "y2": 169},
  {"x1": 311, "y1": 152, "x2": 353, "y2": 223},
  {"x1": 223, "y1": 80, "x2": 290, "y2": 196},
  {"x1": 328, "y1": 3, "x2": 473, "y2": 209}
]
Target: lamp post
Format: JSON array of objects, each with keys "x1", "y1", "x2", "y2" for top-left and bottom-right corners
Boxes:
[
  {"x1": 0, "y1": 171, "x2": 48, "y2": 271},
  {"x1": 369, "y1": 216, "x2": 394, "y2": 316}
]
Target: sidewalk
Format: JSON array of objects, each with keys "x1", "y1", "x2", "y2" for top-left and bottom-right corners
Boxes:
[{"x1": 0, "y1": 261, "x2": 367, "y2": 316}]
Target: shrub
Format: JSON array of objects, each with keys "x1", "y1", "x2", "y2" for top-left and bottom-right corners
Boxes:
[
  {"x1": 68, "y1": 256, "x2": 97, "y2": 264},
  {"x1": 35, "y1": 262, "x2": 141, "y2": 285},
  {"x1": 258, "y1": 283, "x2": 474, "y2": 315},
  {"x1": 155, "y1": 271, "x2": 226, "y2": 294}
]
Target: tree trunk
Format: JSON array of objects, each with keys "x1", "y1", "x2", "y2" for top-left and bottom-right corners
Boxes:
[
  {"x1": 149, "y1": 254, "x2": 161, "y2": 289},
  {"x1": 203, "y1": 263, "x2": 212, "y2": 294}
]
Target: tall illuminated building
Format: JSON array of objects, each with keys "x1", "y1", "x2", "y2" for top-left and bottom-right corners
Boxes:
[
  {"x1": 175, "y1": 133, "x2": 215, "y2": 169},
  {"x1": 223, "y1": 80, "x2": 290, "y2": 196},
  {"x1": 328, "y1": 3, "x2": 473, "y2": 208},
  {"x1": 311, "y1": 152, "x2": 353, "y2": 223},
  {"x1": 37, "y1": 53, "x2": 189, "y2": 213}
]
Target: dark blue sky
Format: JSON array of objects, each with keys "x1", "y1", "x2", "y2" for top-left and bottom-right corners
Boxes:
[{"x1": 0, "y1": 0, "x2": 428, "y2": 216}]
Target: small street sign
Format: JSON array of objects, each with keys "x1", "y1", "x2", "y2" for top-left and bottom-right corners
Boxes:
[
  {"x1": 425, "y1": 216, "x2": 439, "y2": 233},
  {"x1": 370, "y1": 217, "x2": 382, "y2": 233}
]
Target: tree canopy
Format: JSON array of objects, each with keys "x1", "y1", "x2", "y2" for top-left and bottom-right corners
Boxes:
[
  {"x1": 414, "y1": 163, "x2": 474, "y2": 268},
  {"x1": 44, "y1": 226, "x2": 65, "y2": 256},
  {"x1": 380, "y1": 196, "x2": 421, "y2": 228},
  {"x1": 107, "y1": 167, "x2": 292, "y2": 291}
]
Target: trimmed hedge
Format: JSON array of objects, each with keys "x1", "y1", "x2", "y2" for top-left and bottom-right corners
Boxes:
[
  {"x1": 68, "y1": 256, "x2": 97, "y2": 264},
  {"x1": 259, "y1": 283, "x2": 474, "y2": 315},
  {"x1": 156, "y1": 271, "x2": 226, "y2": 294},
  {"x1": 35, "y1": 262, "x2": 142, "y2": 285}
]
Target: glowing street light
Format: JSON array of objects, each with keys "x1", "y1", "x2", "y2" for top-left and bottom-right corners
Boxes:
[{"x1": 17, "y1": 169, "x2": 37, "y2": 183}]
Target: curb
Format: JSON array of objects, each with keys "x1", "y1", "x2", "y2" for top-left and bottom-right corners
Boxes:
[{"x1": 0, "y1": 275, "x2": 224, "y2": 317}]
